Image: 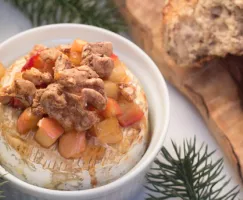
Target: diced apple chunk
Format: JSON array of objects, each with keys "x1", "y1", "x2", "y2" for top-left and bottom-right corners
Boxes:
[
  {"x1": 35, "y1": 128, "x2": 56, "y2": 148},
  {"x1": 111, "y1": 53, "x2": 120, "y2": 67},
  {"x1": 35, "y1": 118, "x2": 64, "y2": 148},
  {"x1": 71, "y1": 39, "x2": 87, "y2": 52},
  {"x1": 101, "y1": 98, "x2": 122, "y2": 118},
  {"x1": 104, "y1": 81, "x2": 119, "y2": 100},
  {"x1": 17, "y1": 108, "x2": 41, "y2": 135},
  {"x1": 118, "y1": 102, "x2": 144, "y2": 127},
  {"x1": 69, "y1": 51, "x2": 82, "y2": 66},
  {"x1": 108, "y1": 63, "x2": 127, "y2": 83},
  {"x1": 110, "y1": 53, "x2": 118, "y2": 61},
  {"x1": 94, "y1": 117, "x2": 123, "y2": 144},
  {"x1": 21, "y1": 54, "x2": 44, "y2": 72},
  {"x1": 58, "y1": 131, "x2": 86, "y2": 159}
]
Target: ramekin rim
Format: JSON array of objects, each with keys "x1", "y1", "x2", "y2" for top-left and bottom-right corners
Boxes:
[{"x1": 0, "y1": 23, "x2": 170, "y2": 197}]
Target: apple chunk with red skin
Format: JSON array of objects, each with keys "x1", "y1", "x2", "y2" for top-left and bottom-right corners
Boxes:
[
  {"x1": 58, "y1": 131, "x2": 86, "y2": 159},
  {"x1": 35, "y1": 117, "x2": 64, "y2": 148},
  {"x1": 100, "y1": 98, "x2": 122, "y2": 118},
  {"x1": 118, "y1": 102, "x2": 144, "y2": 127},
  {"x1": 17, "y1": 107, "x2": 41, "y2": 135}
]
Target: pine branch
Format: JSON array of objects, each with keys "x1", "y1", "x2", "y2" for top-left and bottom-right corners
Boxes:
[
  {"x1": 7, "y1": 0, "x2": 126, "y2": 33},
  {"x1": 0, "y1": 175, "x2": 7, "y2": 199},
  {"x1": 146, "y1": 137, "x2": 240, "y2": 200}
]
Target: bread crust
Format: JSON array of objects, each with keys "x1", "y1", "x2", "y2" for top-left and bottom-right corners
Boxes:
[{"x1": 163, "y1": 0, "x2": 243, "y2": 67}]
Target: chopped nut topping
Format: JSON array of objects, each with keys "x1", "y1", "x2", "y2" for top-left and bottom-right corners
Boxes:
[
  {"x1": 0, "y1": 79, "x2": 36, "y2": 107},
  {"x1": 0, "y1": 42, "x2": 116, "y2": 131},
  {"x1": 82, "y1": 42, "x2": 114, "y2": 78},
  {"x1": 22, "y1": 68, "x2": 53, "y2": 87},
  {"x1": 119, "y1": 83, "x2": 136, "y2": 101}
]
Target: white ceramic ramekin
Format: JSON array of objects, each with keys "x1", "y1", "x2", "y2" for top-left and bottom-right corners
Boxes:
[{"x1": 0, "y1": 24, "x2": 170, "y2": 200}]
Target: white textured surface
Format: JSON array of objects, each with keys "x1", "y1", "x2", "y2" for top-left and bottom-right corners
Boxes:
[
  {"x1": 0, "y1": 1, "x2": 31, "y2": 43},
  {"x1": 0, "y1": 1, "x2": 242, "y2": 200}
]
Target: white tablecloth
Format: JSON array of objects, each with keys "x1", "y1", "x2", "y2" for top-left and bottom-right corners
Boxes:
[{"x1": 0, "y1": 1, "x2": 242, "y2": 199}]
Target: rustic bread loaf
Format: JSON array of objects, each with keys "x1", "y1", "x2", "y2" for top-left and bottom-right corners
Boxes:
[{"x1": 163, "y1": 0, "x2": 243, "y2": 67}]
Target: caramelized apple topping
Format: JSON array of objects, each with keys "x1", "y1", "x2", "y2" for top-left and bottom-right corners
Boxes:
[{"x1": 0, "y1": 40, "x2": 146, "y2": 154}]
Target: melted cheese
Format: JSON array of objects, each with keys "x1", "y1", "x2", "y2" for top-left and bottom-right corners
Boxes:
[{"x1": 0, "y1": 57, "x2": 149, "y2": 190}]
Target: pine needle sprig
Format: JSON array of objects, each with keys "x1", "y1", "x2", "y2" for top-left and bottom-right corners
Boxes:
[
  {"x1": 0, "y1": 175, "x2": 7, "y2": 199},
  {"x1": 146, "y1": 137, "x2": 240, "y2": 200},
  {"x1": 7, "y1": 0, "x2": 126, "y2": 33}
]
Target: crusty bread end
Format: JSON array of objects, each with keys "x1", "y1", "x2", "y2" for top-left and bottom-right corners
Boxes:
[{"x1": 163, "y1": 0, "x2": 243, "y2": 67}]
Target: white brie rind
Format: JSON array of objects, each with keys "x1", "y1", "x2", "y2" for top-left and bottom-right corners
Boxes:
[{"x1": 0, "y1": 57, "x2": 149, "y2": 190}]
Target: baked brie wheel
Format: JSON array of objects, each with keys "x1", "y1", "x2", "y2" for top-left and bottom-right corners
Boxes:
[{"x1": 0, "y1": 40, "x2": 149, "y2": 190}]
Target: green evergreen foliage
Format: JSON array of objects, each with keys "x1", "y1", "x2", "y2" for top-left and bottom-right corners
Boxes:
[
  {"x1": 7, "y1": 0, "x2": 126, "y2": 33},
  {"x1": 146, "y1": 138, "x2": 240, "y2": 200},
  {"x1": 0, "y1": 175, "x2": 7, "y2": 199}
]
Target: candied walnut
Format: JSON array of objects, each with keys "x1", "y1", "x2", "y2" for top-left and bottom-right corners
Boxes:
[
  {"x1": 118, "y1": 83, "x2": 136, "y2": 101},
  {"x1": 81, "y1": 88, "x2": 106, "y2": 110},
  {"x1": 41, "y1": 84, "x2": 67, "y2": 109},
  {"x1": 84, "y1": 78, "x2": 105, "y2": 96},
  {"x1": 14, "y1": 80, "x2": 36, "y2": 98},
  {"x1": 55, "y1": 65, "x2": 105, "y2": 96},
  {"x1": 82, "y1": 54, "x2": 114, "y2": 79},
  {"x1": 55, "y1": 65, "x2": 98, "y2": 86},
  {"x1": 31, "y1": 56, "x2": 107, "y2": 130},
  {"x1": 32, "y1": 89, "x2": 45, "y2": 116},
  {"x1": 82, "y1": 42, "x2": 113, "y2": 57},
  {"x1": 65, "y1": 92, "x2": 101, "y2": 130},
  {"x1": 54, "y1": 54, "x2": 73, "y2": 73},
  {"x1": 0, "y1": 79, "x2": 36, "y2": 107},
  {"x1": 39, "y1": 48, "x2": 62, "y2": 62},
  {"x1": 39, "y1": 84, "x2": 103, "y2": 131},
  {"x1": 56, "y1": 44, "x2": 71, "y2": 55},
  {"x1": 22, "y1": 68, "x2": 53, "y2": 86},
  {"x1": 82, "y1": 42, "x2": 114, "y2": 78},
  {"x1": 38, "y1": 48, "x2": 62, "y2": 75}
]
